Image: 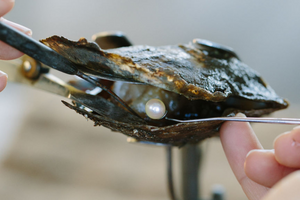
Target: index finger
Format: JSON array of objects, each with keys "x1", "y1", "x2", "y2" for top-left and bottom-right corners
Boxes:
[{"x1": 220, "y1": 113, "x2": 269, "y2": 200}]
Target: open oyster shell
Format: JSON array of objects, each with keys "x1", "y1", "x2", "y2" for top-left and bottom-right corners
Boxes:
[{"x1": 41, "y1": 36, "x2": 288, "y2": 146}]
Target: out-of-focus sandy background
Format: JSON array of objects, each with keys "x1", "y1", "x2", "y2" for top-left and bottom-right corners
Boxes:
[{"x1": 1, "y1": 1, "x2": 300, "y2": 200}]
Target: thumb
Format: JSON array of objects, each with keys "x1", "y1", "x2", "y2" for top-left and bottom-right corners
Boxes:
[{"x1": 219, "y1": 113, "x2": 269, "y2": 200}]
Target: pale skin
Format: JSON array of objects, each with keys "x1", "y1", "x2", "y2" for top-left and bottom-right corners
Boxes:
[
  {"x1": 220, "y1": 113, "x2": 300, "y2": 200},
  {"x1": 0, "y1": 0, "x2": 32, "y2": 92},
  {"x1": 1, "y1": 1, "x2": 300, "y2": 199}
]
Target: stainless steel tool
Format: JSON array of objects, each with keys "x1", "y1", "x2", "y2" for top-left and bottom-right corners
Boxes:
[{"x1": 166, "y1": 116, "x2": 300, "y2": 125}]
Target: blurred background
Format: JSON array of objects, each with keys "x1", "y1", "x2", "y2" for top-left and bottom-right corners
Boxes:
[{"x1": 1, "y1": 0, "x2": 300, "y2": 199}]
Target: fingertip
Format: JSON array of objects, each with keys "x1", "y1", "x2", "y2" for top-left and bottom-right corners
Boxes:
[
  {"x1": 274, "y1": 128, "x2": 300, "y2": 168},
  {"x1": 0, "y1": 0, "x2": 15, "y2": 17}
]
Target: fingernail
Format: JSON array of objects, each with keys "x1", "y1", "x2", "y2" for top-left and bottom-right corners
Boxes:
[
  {"x1": 246, "y1": 149, "x2": 256, "y2": 157},
  {"x1": 291, "y1": 139, "x2": 300, "y2": 147},
  {"x1": 282, "y1": 131, "x2": 291, "y2": 135},
  {"x1": 24, "y1": 29, "x2": 32, "y2": 36},
  {"x1": 0, "y1": 70, "x2": 8, "y2": 79},
  {"x1": 0, "y1": 71, "x2": 8, "y2": 92},
  {"x1": 293, "y1": 126, "x2": 300, "y2": 131},
  {"x1": 235, "y1": 113, "x2": 246, "y2": 118},
  {"x1": 246, "y1": 149, "x2": 274, "y2": 157},
  {"x1": 290, "y1": 128, "x2": 300, "y2": 144}
]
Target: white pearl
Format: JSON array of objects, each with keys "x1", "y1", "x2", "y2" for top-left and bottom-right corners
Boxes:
[{"x1": 145, "y1": 99, "x2": 166, "y2": 120}]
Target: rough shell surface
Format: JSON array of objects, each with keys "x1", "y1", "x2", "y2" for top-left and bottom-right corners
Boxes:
[{"x1": 41, "y1": 36, "x2": 288, "y2": 145}]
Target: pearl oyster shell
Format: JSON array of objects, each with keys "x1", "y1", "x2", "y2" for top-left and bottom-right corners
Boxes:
[{"x1": 41, "y1": 36, "x2": 288, "y2": 146}]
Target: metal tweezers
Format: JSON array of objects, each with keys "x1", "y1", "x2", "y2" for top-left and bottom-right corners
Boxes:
[{"x1": 0, "y1": 20, "x2": 300, "y2": 125}]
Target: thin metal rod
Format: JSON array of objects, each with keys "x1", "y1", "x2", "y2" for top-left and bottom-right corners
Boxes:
[
  {"x1": 166, "y1": 146, "x2": 177, "y2": 200},
  {"x1": 166, "y1": 117, "x2": 300, "y2": 125}
]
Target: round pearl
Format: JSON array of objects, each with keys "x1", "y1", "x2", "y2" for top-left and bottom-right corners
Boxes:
[{"x1": 145, "y1": 99, "x2": 166, "y2": 120}]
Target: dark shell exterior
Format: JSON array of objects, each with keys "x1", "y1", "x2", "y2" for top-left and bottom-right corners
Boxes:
[{"x1": 41, "y1": 36, "x2": 288, "y2": 146}]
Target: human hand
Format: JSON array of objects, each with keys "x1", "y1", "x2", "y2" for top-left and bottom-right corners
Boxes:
[
  {"x1": 0, "y1": 0, "x2": 32, "y2": 92},
  {"x1": 220, "y1": 113, "x2": 300, "y2": 200}
]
